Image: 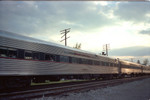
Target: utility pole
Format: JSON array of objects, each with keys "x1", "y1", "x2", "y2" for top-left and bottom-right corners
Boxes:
[
  {"x1": 103, "y1": 44, "x2": 110, "y2": 56},
  {"x1": 60, "y1": 28, "x2": 70, "y2": 46}
]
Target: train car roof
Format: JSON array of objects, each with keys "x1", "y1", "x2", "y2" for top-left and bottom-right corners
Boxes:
[
  {"x1": 0, "y1": 30, "x2": 105, "y2": 57},
  {"x1": 120, "y1": 59, "x2": 142, "y2": 66}
]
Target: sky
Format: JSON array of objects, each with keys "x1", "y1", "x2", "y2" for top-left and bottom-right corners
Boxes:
[{"x1": 0, "y1": 1, "x2": 150, "y2": 63}]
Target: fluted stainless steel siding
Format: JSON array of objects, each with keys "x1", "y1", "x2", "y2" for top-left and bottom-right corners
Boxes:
[
  {"x1": 0, "y1": 36, "x2": 64, "y2": 55},
  {"x1": 0, "y1": 58, "x2": 118, "y2": 76},
  {"x1": 1, "y1": 35, "x2": 146, "y2": 76}
]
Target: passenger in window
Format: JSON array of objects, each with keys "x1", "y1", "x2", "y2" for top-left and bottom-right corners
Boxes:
[
  {"x1": 50, "y1": 57, "x2": 54, "y2": 61},
  {"x1": 0, "y1": 54, "x2": 7, "y2": 57},
  {"x1": 9, "y1": 54, "x2": 16, "y2": 58},
  {"x1": 0, "y1": 49, "x2": 7, "y2": 57},
  {"x1": 11, "y1": 54, "x2": 16, "y2": 58}
]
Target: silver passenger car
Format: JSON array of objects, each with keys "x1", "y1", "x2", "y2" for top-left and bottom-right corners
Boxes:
[
  {"x1": 0, "y1": 30, "x2": 149, "y2": 88},
  {"x1": 0, "y1": 30, "x2": 119, "y2": 76}
]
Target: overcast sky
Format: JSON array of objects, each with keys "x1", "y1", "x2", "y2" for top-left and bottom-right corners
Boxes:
[{"x1": 0, "y1": 1, "x2": 150, "y2": 55}]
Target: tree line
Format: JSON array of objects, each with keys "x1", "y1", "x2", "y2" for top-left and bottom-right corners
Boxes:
[{"x1": 137, "y1": 59, "x2": 149, "y2": 66}]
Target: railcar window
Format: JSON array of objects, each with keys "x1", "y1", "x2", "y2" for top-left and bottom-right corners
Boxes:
[
  {"x1": 0, "y1": 47, "x2": 8, "y2": 57},
  {"x1": 18, "y1": 49, "x2": 24, "y2": 59},
  {"x1": 125, "y1": 65, "x2": 129, "y2": 68},
  {"x1": 94, "y1": 61, "x2": 99, "y2": 65},
  {"x1": 106, "y1": 62, "x2": 109, "y2": 66},
  {"x1": 56, "y1": 55, "x2": 60, "y2": 62},
  {"x1": 99, "y1": 61, "x2": 102, "y2": 65},
  {"x1": 69, "y1": 57, "x2": 72, "y2": 63},
  {"x1": 25, "y1": 51, "x2": 32, "y2": 59},
  {"x1": 82, "y1": 59, "x2": 88, "y2": 64},
  {"x1": 33, "y1": 52, "x2": 39, "y2": 60},
  {"x1": 72, "y1": 57, "x2": 79, "y2": 64},
  {"x1": 45, "y1": 54, "x2": 51, "y2": 60},
  {"x1": 88, "y1": 60, "x2": 93, "y2": 65},
  {"x1": 8, "y1": 48, "x2": 17, "y2": 58},
  {"x1": 39, "y1": 52, "x2": 45, "y2": 60},
  {"x1": 51, "y1": 55, "x2": 56, "y2": 61},
  {"x1": 102, "y1": 61, "x2": 105, "y2": 66},
  {"x1": 79, "y1": 58, "x2": 82, "y2": 64},
  {"x1": 60, "y1": 55, "x2": 69, "y2": 63},
  {"x1": 110, "y1": 63, "x2": 113, "y2": 66},
  {"x1": 45, "y1": 54, "x2": 55, "y2": 61}
]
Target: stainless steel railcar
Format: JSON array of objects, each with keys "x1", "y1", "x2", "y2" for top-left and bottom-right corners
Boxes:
[{"x1": 0, "y1": 30, "x2": 149, "y2": 89}]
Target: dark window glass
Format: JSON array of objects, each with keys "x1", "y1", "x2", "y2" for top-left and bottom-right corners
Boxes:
[
  {"x1": 79, "y1": 58, "x2": 82, "y2": 64},
  {"x1": 56, "y1": 55, "x2": 60, "y2": 62},
  {"x1": 60, "y1": 56, "x2": 69, "y2": 63},
  {"x1": 88, "y1": 60, "x2": 93, "y2": 65},
  {"x1": 51, "y1": 55, "x2": 56, "y2": 61},
  {"x1": 99, "y1": 61, "x2": 101, "y2": 65},
  {"x1": 45, "y1": 54, "x2": 56, "y2": 61},
  {"x1": 45, "y1": 54, "x2": 50, "y2": 60},
  {"x1": 102, "y1": 62, "x2": 105, "y2": 66},
  {"x1": 18, "y1": 49, "x2": 24, "y2": 59},
  {"x1": 82, "y1": 59, "x2": 88, "y2": 64},
  {"x1": 0, "y1": 47, "x2": 8, "y2": 57},
  {"x1": 33, "y1": 52, "x2": 39, "y2": 60},
  {"x1": 69, "y1": 57, "x2": 72, "y2": 63},
  {"x1": 110, "y1": 63, "x2": 113, "y2": 66},
  {"x1": 25, "y1": 51, "x2": 32, "y2": 59},
  {"x1": 8, "y1": 48, "x2": 17, "y2": 58},
  {"x1": 39, "y1": 53, "x2": 45, "y2": 60},
  {"x1": 106, "y1": 62, "x2": 109, "y2": 66},
  {"x1": 72, "y1": 57, "x2": 79, "y2": 64},
  {"x1": 94, "y1": 61, "x2": 100, "y2": 65}
]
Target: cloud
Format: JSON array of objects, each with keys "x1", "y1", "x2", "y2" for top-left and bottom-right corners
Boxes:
[
  {"x1": 114, "y1": 2, "x2": 150, "y2": 23},
  {"x1": 139, "y1": 28, "x2": 150, "y2": 35},
  {"x1": 109, "y1": 46, "x2": 150, "y2": 56},
  {"x1": 0, "y1": 1, "x2": 150, "y2": 52},
  {"x1": 0, "y1": 1, "x2": 115, "y2": 36}
]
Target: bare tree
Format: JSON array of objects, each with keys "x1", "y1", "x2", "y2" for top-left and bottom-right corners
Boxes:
[
  {"x1": 137, "y1": 60, "x2": 141, "y2": 64},
  {"x1": 73, "y1": 43, "x2": 81, "y2": 49},
  {"x1": 143, "y1": 59, "x2": 149, "y2": 65}
]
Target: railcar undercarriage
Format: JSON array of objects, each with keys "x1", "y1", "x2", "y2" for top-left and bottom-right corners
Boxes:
[{"x1": 1, "y1": 73, "x2": 148, "y2": 90}]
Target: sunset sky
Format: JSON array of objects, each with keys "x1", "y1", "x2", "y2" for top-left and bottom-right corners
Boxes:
[{"x1": 0, "y1": 1, "x2": 150, "y2": 62}]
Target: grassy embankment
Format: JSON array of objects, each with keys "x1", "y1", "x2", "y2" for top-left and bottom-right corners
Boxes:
[{"x1": 31, "y1": 79, "x2": 88, "y2": 86}]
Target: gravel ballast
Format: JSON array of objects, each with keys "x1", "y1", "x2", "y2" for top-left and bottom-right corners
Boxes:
[{"x1": 33, "y1": 78, "x2": 150, "y2": 100}]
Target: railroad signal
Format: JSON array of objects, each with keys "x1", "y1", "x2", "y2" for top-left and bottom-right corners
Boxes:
[{"x1": 60, "y1": 28, "x2": 70, "y2": 46}]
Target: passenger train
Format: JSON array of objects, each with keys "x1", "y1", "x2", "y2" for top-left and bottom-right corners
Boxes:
[{"x1": 0, "y1": 30, "x2": 150, "y2": 89}]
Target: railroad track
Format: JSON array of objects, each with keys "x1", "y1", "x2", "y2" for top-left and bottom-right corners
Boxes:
[{"x1": 0, "y1": 75, "x2": 150, "y2": 100}]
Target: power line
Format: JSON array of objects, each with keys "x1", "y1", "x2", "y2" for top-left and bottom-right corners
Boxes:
[{"x1": 60, "y1": 28, "x2": 70, "y2": 46}]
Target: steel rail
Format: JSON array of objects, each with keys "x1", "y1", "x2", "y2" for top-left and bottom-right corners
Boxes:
[{"x1": 0, "y1": 76, "x2": 150, "y2": 100}]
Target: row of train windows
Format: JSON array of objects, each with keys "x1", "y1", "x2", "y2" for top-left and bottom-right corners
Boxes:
[
  {"x1": 124, "y1": 65, "x2": 141, "y2": 69},
  {"x1": 0, "y1": 46, "x2": 118, "y2": 67}
]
